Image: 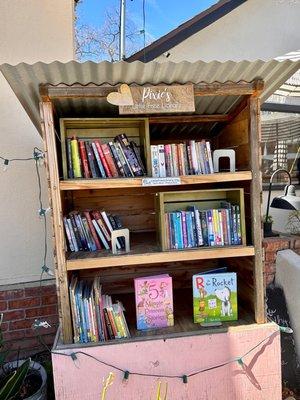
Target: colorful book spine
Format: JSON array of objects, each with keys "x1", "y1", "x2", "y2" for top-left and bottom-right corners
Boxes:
[
  {"x1": 70, "y1": 137, "x2": 82, "y2": 178},
  {"x1": 78, "y1": 140, "x2": 91, "y2": 178},
  {"x1": 151, "y1": 145, "x2": 159, "y2": 177},
  {"x1": 164, "y1": 144, "x2": 172, "y2": 177},
  {"x1": 85, "y1": 141, "x2": 98, "y2": 178},
  {"x1": 91, "y1": 141, "x2": 106, "y2": 178},
  {"x1": 101, "y1": 144, "x2": 119, "y2": 177},
  {"x1": 66, "y1": 138, "x2": 74, "y2": 179},
  {"x1": 158, "y1": 144, "x2": 166, "y2": 178},
  {"x1": 94, "y1": 140, "x2": 111, "y2": 177}
]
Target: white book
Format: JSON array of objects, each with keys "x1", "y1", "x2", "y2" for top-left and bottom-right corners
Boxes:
[
  {"x1": 218, "y1": 210, "x2": 224, "y2": 246},
  {"x1": 92, "y1": 219, "x2": 110, "y2": 250},
  {"x1": 101, "y1": 211, "x2": 121, "y2": 250},
  {"x1": 206, "y1": 141, "x2": 214, "y2": 174},
  {"x1": 196, "y1": 142, "x2": 204, "y2": 175},
  {"x1": 151, "y1": 145, "x2": 160, "y2": 177},
  {"x1": 190, "y1": 140, "x2": 200, "y2": 175},
  {"x1": 158, "y1": 144, "x2": 166, "y2": 178}
]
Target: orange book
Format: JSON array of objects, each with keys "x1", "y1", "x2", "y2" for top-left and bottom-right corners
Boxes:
[{"x1": 101, "y1": 144, "x2": 119, "y2": 177}]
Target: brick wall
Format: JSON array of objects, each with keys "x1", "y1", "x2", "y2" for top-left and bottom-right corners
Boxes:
[
  {"x1": 0, "y1": 282, "x2": 59, "y2": 359},
  {"x1": 263, "y1": 235, "x2": 300, "y2": 286}
]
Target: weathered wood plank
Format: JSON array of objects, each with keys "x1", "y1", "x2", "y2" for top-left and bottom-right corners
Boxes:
[
  {"x1": 40, "y1": 101, "x2": 73, "y2": 344},
  {"x1": 149, "y1": 114, "x2": 229, "y2": 124}
]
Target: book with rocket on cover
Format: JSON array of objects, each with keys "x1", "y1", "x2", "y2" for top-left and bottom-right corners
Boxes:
[
  {"x1": 134, "y1": 274, "x2": 174, "y2": 330},
  {"x1": 193, "y1": 270, "x2": 238, "y2": 324}
]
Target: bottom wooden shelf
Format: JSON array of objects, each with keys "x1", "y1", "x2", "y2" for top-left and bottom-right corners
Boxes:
[
  {"x1": 66, "y1": 232, "x2": 255, "y2": 270},
  {"x1": 56, "y1": 289, "x2": 256, "y2": 349}
]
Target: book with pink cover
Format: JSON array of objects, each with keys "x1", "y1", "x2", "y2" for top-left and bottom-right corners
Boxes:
[{"x1": 134, "y1": 274, "x2": 174, "y2": 330}]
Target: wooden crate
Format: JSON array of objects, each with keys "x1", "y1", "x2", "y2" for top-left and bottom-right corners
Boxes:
[
  {"x1": 60, "y1": 117, "x2": 151, "y2": 179},
  {"x1": 156, "y1": 188, "x2": 246, "y2": 251}
]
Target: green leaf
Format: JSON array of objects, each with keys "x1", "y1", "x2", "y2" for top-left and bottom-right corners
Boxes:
[{"x1": 0, "y1": 358, "x2": 31, "y2": 400}]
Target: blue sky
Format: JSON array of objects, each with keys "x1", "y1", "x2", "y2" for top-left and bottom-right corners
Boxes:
[{"x1": 76, "y1": 0, "x2": 218, "y2": 41}]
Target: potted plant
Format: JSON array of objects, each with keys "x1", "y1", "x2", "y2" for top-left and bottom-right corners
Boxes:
[
  {"x1": 0, "y1": 316, "x2": 47, "y2": 400},
  {"x1": 263, "y1": 215, "x2": 274, "y2": 236}
]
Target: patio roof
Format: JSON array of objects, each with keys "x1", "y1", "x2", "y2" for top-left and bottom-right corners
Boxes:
[{"x1": 0, "y1": 59, "x2": 299, "y2": 134}]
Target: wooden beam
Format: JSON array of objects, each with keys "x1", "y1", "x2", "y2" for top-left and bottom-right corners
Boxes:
[
  {"x1": 40, "y1": 80, "x2": 264, "y2": 99},
  {"x1": 149, "y1": 114, "x2": 229, "y2": 124},
  {"x1": 248, "y1": 95, "x2": 265, "y2": 324},
  {"x1": 40, "y1": 100, "x2": 73, "y2": 344},
  {"x1": 228, "y1": 96, "x2": 250, "y2": 122}
]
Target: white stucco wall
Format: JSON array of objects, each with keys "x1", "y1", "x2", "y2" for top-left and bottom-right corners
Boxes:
[
  {"x1": 156, "y1": 0, "x2": 300, "y2": 62},
  {"x1": 0, "y1": 0, "x2": 74, "y2": 285}
]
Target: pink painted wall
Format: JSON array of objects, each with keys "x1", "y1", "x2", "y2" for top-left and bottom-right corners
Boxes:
[{"x1": 52, "y1": 323, "x2": 281, "y2": 399}]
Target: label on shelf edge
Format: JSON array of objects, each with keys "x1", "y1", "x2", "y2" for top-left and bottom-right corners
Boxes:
[{"x1": 142, "y1": 177, "x2": 181, "y2": 186}]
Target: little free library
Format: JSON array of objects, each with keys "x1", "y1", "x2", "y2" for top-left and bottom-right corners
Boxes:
[{"x1": 2, "y1": 59, "x2": 298, "y2": 399}]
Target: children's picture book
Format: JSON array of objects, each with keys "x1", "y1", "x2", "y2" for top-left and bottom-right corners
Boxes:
[
  {"x1": 134, "y1": 274, "x2": 174, "y2": 330},
  {"x1": 193, "y1": 270, "x2": 237, "y2": 323}
]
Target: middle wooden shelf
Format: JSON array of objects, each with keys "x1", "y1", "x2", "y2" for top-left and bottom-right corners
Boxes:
[{"x1": 66, "y1": 232, "x2": 255, "y2": 270}]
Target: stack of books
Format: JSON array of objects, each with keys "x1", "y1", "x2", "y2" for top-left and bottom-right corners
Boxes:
[
  {"x1": 164, "y1": 202, "x2": 242, "y2": 250},
  {"x1": 151, "y1": 140, "x2": 214, "y2": 178},
  {"x1": 67, "y1": 134, "x2": 146, "y2": 179},
  {"x1": 69, "y1": 276, "x2": 130, "y2": 343},
  {"x1": 63, "y1": 210, "x2": 126, "y2": 252}
]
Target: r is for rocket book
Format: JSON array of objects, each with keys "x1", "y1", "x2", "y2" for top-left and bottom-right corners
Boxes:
[
  {"x1": 193, "y1": 271, "x2": 237, "y2": 323},
  {"x1": 134, "y1": 274, "x2": 174, "y2": 330}
]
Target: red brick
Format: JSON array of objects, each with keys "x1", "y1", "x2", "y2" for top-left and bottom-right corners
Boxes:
[
  {"x1": 263, "y1": 238, "x2": 289, "y2": 252},
  {"x1": 265, "y1": 251, "x2": 277, "y2": 263},
  {"x1": 0, "y1": 289, "x2": 24, "y2": 301},
  {"x1": 1, "y1": 322, "x2": 8, "y2": 332},
  {"x1": 7, "y1": 337, "x2": 40, "y2": 351},
  {"x1": 9, "y1": 318, "x2": 37, "y2": 331},
  {"x1": 2, "y1": 310, "x2": 25, "y2": 322},
  {"x1": 8, "y1": 297, "x2": 40, "y2": 310},
  {"x1": 26, "y1": 305, "x2": 58, "y2": 318},
  {"x1": 25, "y1": 324, "x2": 58, "y2": 338},
  {"x1": 25, "y1": 284, "x2": 56, "y2": 297},
  {"x1": 0, "y1": 301, "x2": 7, "y2": 311},
  {"x1": 264, "y1": 262, "x2": 276, "y2": 275},
  {"x1": 2, "y1": 330, "x2": 26, "y2": 341},
  {"x1": 41, "y1": 295, "x2": 57, "y2": 305}
]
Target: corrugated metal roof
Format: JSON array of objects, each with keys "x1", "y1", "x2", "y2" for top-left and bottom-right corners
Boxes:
[{"x1": 0, "y1": 59, "x2": 299, "y2": 134}]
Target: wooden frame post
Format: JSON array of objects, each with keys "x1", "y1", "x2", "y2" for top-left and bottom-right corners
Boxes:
[
  {"x1": 248, "y1": 96, "x2": 265, "y2": 324},
  {"x1": 40, "y1": 100, "x2": 73, "y2": 343}
]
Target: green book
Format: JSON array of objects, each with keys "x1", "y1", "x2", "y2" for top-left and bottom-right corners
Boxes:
[{"x1": 193, "y1": 271, "x2": 238, "y2": 323}]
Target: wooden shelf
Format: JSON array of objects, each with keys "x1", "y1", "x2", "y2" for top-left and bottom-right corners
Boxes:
[
  {"x1": 66, "y1": 232, "x2": 255, "y2": 271},
  {"x1": 60, "y1": 171, "x2": 252, "y2": 191}
]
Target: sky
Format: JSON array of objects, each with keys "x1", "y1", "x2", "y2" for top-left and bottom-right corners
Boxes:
[{"x1": 76, "y1": 0, "x2": 218, "y2": 42}]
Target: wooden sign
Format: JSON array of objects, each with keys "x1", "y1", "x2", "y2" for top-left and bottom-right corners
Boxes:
[{"x1": 119, "y1": 84, "x2": 195, "y2": 114}]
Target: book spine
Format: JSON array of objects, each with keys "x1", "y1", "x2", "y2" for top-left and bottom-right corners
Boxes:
[
  {"x1": 75, "y1": 214, "x2": 89, "y2": 251},
  {"x1": 108, "y1": 142, "x2": 123, "y2": 176},
  {"x1": 169, "y1": 213, "x2": 176, "y2": 249},
  {"x1": 101, "y1": 211, "x2": 121, "y2": 250},
  {"x1": 81, "y1": 216, "x2": 97, "y2": 251},
  {"x1": 235, "y1": 205, "x2": 242, "y2": 244},
  {"x1": 165, "y1": 213, "x2": 170, "y2": 250},
  {"x1": 170, "y1": 213, "x2": 178, "y2": 249},
  {"x1": 190, "y1": 140, "x2": 199, "y2": 175},
  {"x1": 94, "y1": 140, "x2": 111, "y2": 177},
  {"x1": 195, "y1": 142, "x2": 203, "y2": 174},
  {"x1": 207, "y1": 210, "x2": 215, "y2": 246},
  {"x1": 64, "y1": 217, "x2": 75, "y2": 252},
  {"x1": 171, "y1": 144, "x2": 179, "y2": 176},
  {"x1": 69, "y1": 214, "x2": 83, "y2": 250},
  {"x1": 185, "y1": 212, "x2": 194, "y2": 248},
  {"x1": 66, "y1": 138, "x2": 74, "y2": 179},
  {"x1": 194, "y1": 209, "x2": 204, "y2": 246},
  {"x1": 109, "y1": 215, "x2": 125, "y2": 248},
  {"x1": 221, "y1": 209, "x2": 229, "y2": 245},
  {"x1": 101, "y1": 144, "x2": 119, "y2": 177},
  {"x1": 85, "y1": 141, "x2": 99, "y2": 178},
  {"x1": 114, "y1": 142, "x2": 130, "y2": 177},
  {"x1": 164, "y1": 144, "x2": 172, "y2": 177},
  {"x1": 183, "y1": 143, "x2": 189, "y2": 175},
  {"x1": 176, "y1": 212, "x2": 183, "y2": 249},
  {"x1": 70, "y1": 137, "x2": 82, "y2": 178},
  {"x1": 232, "y1": 206, "x2": 238, "y2": 245},
  {"x1": 200, "y1": 211, "x2": 209, "y2": 246},
  {"x1": 83, "y1": 211, "x2": 102, "y2": 250},
  {"x1": 91, "y1": 219, "x2": 110, "y2": 250},
  {"x1": 103, "y1": 308, "x2": 115, "y2": 339},
  {"x1": 225, "y1": 209, "x2": 232, "y2": 245},
  {"x1": 218, "y1": 209, "x2": 224, "y2": 246},
  {"x1": 151, "y1": 145, "x2": 160, "y2": 177},
  {"x1": 178, "y1": 144, "x2": 185, "y2": 176},
  {"x1": 131, "y1": 141, "x2": 146, "y2": 175},
  {"x1": 186, "y1": 144, "x2": 194, "y2": 174},
  {"x1": 181, "y1": 211, "x2": 188, "y2": 248},
  {"x1": 206, "y1": 141, "x2": 214, "y2": 174},
  {"x1": 213, "y1": 209, "x2": 221, "y2": 246},
  {"x1": 91, "y1": 141, "x2": 106, "y2": 178},
  {"x1": 77, "y1": 288, "x2": 87, "y2": 343},
  {"x1": 190, "y1": 211, "x2": 197, "y2": 247},
  {"x1": 202, "y1": 140, "x2": 210, "y2": 174},
  {"x1": 158, "y1": 145, "x2": 166, "y2": 178},
  {"x1": 78, "y1": 140, "x2": 91, "y2": 178}
]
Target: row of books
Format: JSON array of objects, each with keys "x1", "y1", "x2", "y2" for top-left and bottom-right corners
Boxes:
[
  {"x1": 164, "y1": 202, "x2": 242, "y2": 250},
  {"x1": 67, "y1": 134, "x2": 146, "y2": 179},
  {"x1": 151, "y1": 140, "x2": 214, "y2": 178},
  {"x1": 69, "y1": 276, "x2": 130, "y2": 343},
  {"x1": 63, "y1": 210, "x2": 125, "y2": 252}
]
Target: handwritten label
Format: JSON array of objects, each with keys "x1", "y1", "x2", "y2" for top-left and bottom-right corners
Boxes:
[
  {"x1": 142, "y1": 177, "x2": 181, "y2": 186},
  {"x1": 119, "y1": 84, "x2": 195, "y2": 114}
]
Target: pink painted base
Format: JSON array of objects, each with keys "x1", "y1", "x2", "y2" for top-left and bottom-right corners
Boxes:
[{"x1": 52, "y1": 323, "x2": 281, "y2": 399}]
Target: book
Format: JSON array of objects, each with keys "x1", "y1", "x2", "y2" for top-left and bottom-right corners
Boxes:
[
  {"x1": 193, "y1": 271, "x2": 238, "y2": 323},
  {"x1": 66, "y1": 139, "x2": 74, "y2": 179},
  {"x1": 70, "y1": 137, "x2": 82, "y2": 178},
  {"x1": 101, "y1": 143, "x2": 119, "y2": 177},
  {"x1": 158, "y1": 144, "x2": 166, "y2": 178},
  {"x1": 115, "y1": 134, "x2": 143, "y2": 176},
  {"x1": 94, "y1": 140, "x2": 111, "y2": 177},
  {"x1": 135, "y1": 274, "x2": 174, "y2": 330},
  {"x1": 130, "y1": 141, "x2": 146, "y2": 175},
  {"x1": 85, "y1": 141, "x2": 99, "y2": 178},
  {"x1": 91, "y1": 141, "x2": 106, "y2": 178},
  {"x1": 78, "y1": 140, "x2": 91, "y2": 178},
  {"x1": 151, "y1": 145, "x2": 159, "y2": 177}
]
